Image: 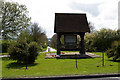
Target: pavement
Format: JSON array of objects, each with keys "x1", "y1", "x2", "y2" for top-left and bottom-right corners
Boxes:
[
  {"x1": 44, "y1": 46, "x2": 56, "y2": 52},
  {"x1": 1, "y1": 73, "x2": 120, "y2": 80},
  {"x1": 0, "y1": 55, "x2": 10, "y2": 58}
]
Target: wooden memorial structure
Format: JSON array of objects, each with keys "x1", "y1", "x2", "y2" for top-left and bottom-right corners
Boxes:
[{"x1": 54, "y1": 13, "x2": 90, "y2": 55}]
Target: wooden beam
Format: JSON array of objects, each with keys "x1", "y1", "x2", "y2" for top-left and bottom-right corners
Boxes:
[
  {"x1": 80, "y1": 32, "x2": 85, "y2": 55},
  {"x1": 57, "y1": 33, "x2": 61, "y2": 55}
]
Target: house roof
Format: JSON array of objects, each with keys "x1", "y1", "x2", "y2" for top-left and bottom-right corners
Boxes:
[{"x1": 54, "y1": 13, "x2": 90, "y2": 33}]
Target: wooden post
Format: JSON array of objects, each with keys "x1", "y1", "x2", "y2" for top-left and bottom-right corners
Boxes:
[
  {"x1": 79, "y1": 34, "x2": 81, "y2": 54},
  {"x1": 57, "y1": 33, "x2": 61, "y2": 55},
  {"x1": 102, "y1": 52, "x2": 104, "y2": 67},
  {"x1": 80, "y1": 32, "x2": 85, "y2": 55},
  {"x1": 26, "y1": 54, "x2": 28, "y2": 70},
  {"x1": 75, "y1": 54, "x2": 78, "y2": 69}
]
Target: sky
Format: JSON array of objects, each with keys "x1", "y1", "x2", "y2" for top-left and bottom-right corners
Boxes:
[{"x1": 6, "y1": 0, "x2": 119, "y2": 38}]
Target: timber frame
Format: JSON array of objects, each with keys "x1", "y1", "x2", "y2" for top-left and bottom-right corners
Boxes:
[{"x1": 54, "y1": 13, "x2": 90, "y2": 55}]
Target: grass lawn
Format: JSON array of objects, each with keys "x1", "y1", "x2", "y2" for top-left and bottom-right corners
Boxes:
[
  {"x1": 1, "y1": 52, "x2": 119, "y2": 78},
  {"x1": 0, "y1": 53, "x2": 8, "y2": 55}
]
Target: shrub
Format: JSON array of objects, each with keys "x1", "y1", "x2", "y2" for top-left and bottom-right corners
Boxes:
[
  {"x1": 84, "y1": 33, "x2": 96, "y2": 52},
  {"x1": 8, "y1": 40, "x2": 28, "y2": 63},
  {"x1": 85, "y1": 29, "x2": 119, "y2": 52},
  {"x1": 8, "y1": 40, "x2": 38, "y2": 64},
  {"x1": 1, "y1": 40, "x2": 10, "y2": 53},
  {"x1": 106, "y1": 40, "x2": 120, "y2": 61},
  {"x1": 28, "y1": 42, "x2": 38, "y2": 64}
]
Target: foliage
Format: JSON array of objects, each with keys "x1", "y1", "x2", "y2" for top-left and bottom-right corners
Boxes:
[
  {"x1": 31, "y1": 23, "x2": 48, "y2": 47},
  {"x1": 28, "y1": 42, "x2": 39, "y2": 64},
  {"x1": 84, "y1": 33, "x2": 96, "y2": 52},
  {"x1": 50, "y1": 34, "x2": 57, "y2": 49},
  {"x1": 50, "y1": 28, "x2": 119, "y2": 52},
  {"x1": 0, "y1": 40, "x2": 10, "y2": 53},
  {"x1": 1, "y1": 2, "x2": 31, "y2": 40},
  {"x1": 8, "y1": 40, "x2": 38, "y2": 64},
  {"x1": 0, "y1": 1, "x2": 3, "y2": 33},
  {"x1": 18, "y1": 22, "x2": 48, "y2": 49},
  {"x1": 18, "y1": 29, "x2": 32, "y2": 44},
  {"x1": 85, "y1": 28, "x2": 119, "y2": 52},
  {"x1": 106, "y1": 40, "x2": 120, "y2": 61},
  {"x1": 88, "y1": 22, "x2": 95, "y2": 33},
  {"x1": 8, "y1": 40, "x2": 28, "y2": 63},
  {"x1": 31, "y1": 23, "x2": 42, "y2": 42}
]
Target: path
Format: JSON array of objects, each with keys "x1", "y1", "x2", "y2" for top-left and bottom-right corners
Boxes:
[
  {"x1": 0, "y1": 46, "x2": 56, "y2": 57},
  {"x1": 44, "y1": 46, "x2": 56, "y2": 52},
  {"x1": 0, "y1": 55, "x2": 10, "y2": 58}
]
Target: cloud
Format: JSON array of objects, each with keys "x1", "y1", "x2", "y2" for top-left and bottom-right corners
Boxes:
[
  {"x1": 70, "y1": 0, "x2": 119, "y2": 30},
  {"x1": 6, "y1": 0, "x2": 119, "y2": 38},
  {"x1": 70, "y1": 2, "x2": 101, "y2": 17},
  {"x1": 119, "y1": 1, "x2": 120, "y2": 30}
]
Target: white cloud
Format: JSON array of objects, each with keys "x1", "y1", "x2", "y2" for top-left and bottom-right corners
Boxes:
[
  {"x1": 119, "y1": 1, "x2": 120, "y2": 30},
  {"x1": 95, "y1": 1, "x2": 118, "y2": 30},
  {"x1": 70, "y1": 0, "x2": 119, "y2": 30},
  {"x1": 5, "y1": 0, "x2": 119, "y2": 38}
]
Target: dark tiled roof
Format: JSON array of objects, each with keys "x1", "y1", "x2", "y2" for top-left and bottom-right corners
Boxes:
[{"x1": 54, "y1": 13, "x2": 90, "y2": 33}]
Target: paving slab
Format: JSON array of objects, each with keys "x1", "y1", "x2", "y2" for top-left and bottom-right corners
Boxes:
[
  {"x1": 45, "y1": 52, "x2": 101, "y2": 59},
  {"x1": 0, "y1": 55, "x2": 10, "y2": 58}
]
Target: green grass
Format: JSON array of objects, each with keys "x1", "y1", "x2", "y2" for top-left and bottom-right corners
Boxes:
[
  {"x1": 1, "y1": 52, "x2": 119, "y2": 78},
  {"x1": 0, "y1": 53, "x2": 8, "y2": 55}
]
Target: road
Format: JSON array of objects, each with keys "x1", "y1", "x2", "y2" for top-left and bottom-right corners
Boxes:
[{"x1": 71, "y1": 77, "x2": 120, "y2": 80}]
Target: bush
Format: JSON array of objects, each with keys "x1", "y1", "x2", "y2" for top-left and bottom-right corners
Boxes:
[
  {"x1": 28, "y1": 42, "x2": 38, "y2": 64},
  {"x1": 8, "y1": 40, "x2": 28, "y2": 63},
  {"x1": 84, "y1": 33, "x2": 96, "y2": 52},
  {"x1": 8, "y1": 40, "x2": 38, "y2": 64},
  {"x1": 1, "y1": 40, "x2": 10, "y2": 53},
  {"x1": 85, "y1": 29, "x2": 119, "y2": 52},
  {"x1": 106, "y1": 40, "x2": 120, "y2": 61}
]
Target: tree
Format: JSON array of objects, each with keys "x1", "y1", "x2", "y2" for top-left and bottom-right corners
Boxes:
[
  {"x1": 50, "y1": 34, "x2": 57, "y2": 49},
  {"x1": 0, "y1": 0, "x2": 3, "y2": 37},
  {"x1": 92, "y1": 29, "x2": 118, "y2": 51},
  {"x1": 31, "y1": 23, "x2": 43, "y2": 42},
  {"x1": 18, "y1": 29, "x2": 32, "y2": 43},
  {"x1": 1, "y1": 2, "x2": 31, "y2": 40},
  {"x1": 30, "y1": 22, "x2": 48, "y2": 47},
  {"x1": 84, "y1": 32, "x2": 96, "y2": 52},
  {"x1": 40, "y1": 33, "x2": 48, "y2": 48},
  {"x1": 8, "y1": 40, "x2": 39, "y2": 64},
  {"x1": 88, "y1": 22, "x2": 95, "y2": 33},
  {"x1": 18, "y1": 22, "x2": 48, "y2": 48},
  {"x1": 85, "y1": 28, "x2": 119, "y2": 52},
  {"x1": 106, "y1": 40, "x2": 120, "y2": 61}
]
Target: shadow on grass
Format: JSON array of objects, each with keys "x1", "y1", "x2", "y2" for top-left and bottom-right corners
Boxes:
[
  {"x1": 6, "y1": 62, "x2": 38, "y2": 69},
  {"x1": 107, "y1": 60, "x2": 120, "y2": 63},
  {"x1": 2, "y1": 57, "x2": 10, "y2": 61}
]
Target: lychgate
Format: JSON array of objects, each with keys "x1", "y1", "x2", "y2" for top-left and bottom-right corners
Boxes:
[{"x1": 54, "y1": 13, "x2": 90, "y2": 55}]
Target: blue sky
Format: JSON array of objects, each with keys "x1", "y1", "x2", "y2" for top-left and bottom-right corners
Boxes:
[{"x1": 6, "y1": 0, "x2": 119, "y2": 38}]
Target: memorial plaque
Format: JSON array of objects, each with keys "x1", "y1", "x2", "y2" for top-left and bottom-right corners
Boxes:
[{"x1": 65, "y1": 35, "x2": 77, "y2": 43}]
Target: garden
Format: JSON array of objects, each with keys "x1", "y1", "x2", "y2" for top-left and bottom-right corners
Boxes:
[
  {"x1": 1, "y1": 52, "x2": 119, "y2": 78},
  {"x1": 0, "y1": 1, "x2": 120, "y2": 79}
]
